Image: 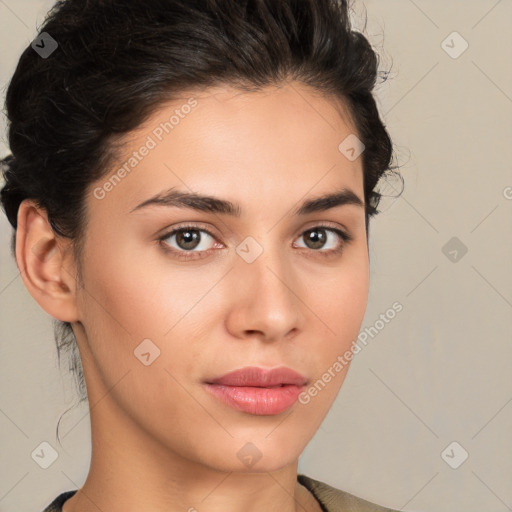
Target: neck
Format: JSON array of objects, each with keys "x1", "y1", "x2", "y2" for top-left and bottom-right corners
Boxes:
[{"x1": 61, "y1": 394, "x2": 321, "y2": 512}]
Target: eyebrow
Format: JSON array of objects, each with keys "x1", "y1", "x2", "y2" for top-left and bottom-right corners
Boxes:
[{"x1": 129, "y1": 187, "x2": 364, "y2": 216}]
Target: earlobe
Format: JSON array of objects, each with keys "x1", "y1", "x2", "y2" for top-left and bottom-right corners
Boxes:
[{"x1": 15, "y1": 199, "x2": 80, "y2": 323}]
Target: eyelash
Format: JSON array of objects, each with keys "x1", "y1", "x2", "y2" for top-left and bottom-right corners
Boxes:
[{"x1": 157, "y1": 223, "x2": 353, "y2": 261}]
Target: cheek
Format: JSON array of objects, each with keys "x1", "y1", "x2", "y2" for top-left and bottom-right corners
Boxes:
[
  {"x1": 74, "y1": 229, "x2": 168, "y2": 388},
  {"x1": 308, "y1": 253, "x2": 369, "y2": 334},
  {"x1": 75, "y1": 242, "x2": 208, "y2": 431},
  {"x1": 77, "y1": 233, "x2": 222, "y2": 384},
  {"x1": 79, "y1": 231, "x2": 182, "y2": 337},
  {"x1": 299, "y1": 258, "x2": 369, "y2": 399},
  {"x1": 296, "y1": 265, "x2": 369, "y2": 410}
]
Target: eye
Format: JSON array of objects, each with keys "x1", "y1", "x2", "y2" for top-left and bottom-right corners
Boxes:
[
  {"x1": 158, "y1": 223, "x2": 352, "y2": 261},
  {"x1": 158, "y1": 224, "x2": 220, "y2": 260},
  {"x1": 293, "y1": 225, "x2": 351, "y2": 255}
]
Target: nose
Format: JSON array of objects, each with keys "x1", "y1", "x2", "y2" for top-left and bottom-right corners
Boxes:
[{"x1": 224, "y1": 242, "x2": 302, "y2": 342}]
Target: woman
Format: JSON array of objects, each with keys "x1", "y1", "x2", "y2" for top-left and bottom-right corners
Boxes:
[{"x1": 0, "y1": 0, "x2": 402, "y2": 510}]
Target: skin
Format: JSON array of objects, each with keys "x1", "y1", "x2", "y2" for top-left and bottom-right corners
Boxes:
[{"x1": 17, "y1": 81, "x2": 369, "y2": 512}]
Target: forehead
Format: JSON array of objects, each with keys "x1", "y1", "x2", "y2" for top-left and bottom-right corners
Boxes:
[{"x1": 89, "y1": 82, "x2": 364, "y2": 217}]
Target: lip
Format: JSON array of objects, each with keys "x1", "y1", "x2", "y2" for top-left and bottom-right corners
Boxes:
[
  {"x1": 203, "y1": 366, "x2": 308, "y2": 415},
  {"x1": 206, "y1": 366, "x2": 308, "y2": 387}
]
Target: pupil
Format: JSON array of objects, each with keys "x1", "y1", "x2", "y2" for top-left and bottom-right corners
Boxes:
[
  {"x1": 306, "y1": 229, "x2": 325, "y2": 249},
  {"x1": 177, "y1": 230, "x2": 200, "y2": 250}
]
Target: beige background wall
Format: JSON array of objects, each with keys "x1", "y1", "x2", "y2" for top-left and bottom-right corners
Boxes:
[{"x1": 1, "y1": 1, "x2": 511, "y2": 511}]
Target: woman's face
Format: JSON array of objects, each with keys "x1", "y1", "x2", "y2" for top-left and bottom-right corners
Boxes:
[{"x1": 73, "y1": 82, "x2": 369, "y2": 472}]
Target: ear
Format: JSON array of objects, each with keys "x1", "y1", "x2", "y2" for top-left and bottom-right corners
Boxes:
[{"x1": 15, "y1": 199, "x2": 80, "y2": 323}]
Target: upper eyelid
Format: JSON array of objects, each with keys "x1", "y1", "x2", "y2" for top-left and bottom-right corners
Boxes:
[{"x1": 160, "y1": 223, "x2": 218, "y2": 240}]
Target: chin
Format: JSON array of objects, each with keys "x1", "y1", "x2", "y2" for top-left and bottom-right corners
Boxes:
[
  {"x1": 208, "y1": 454, "x2": 300, "y2": 474},
  {"x1": 200, "y1": 432, "x2": 307, "y2": 474}
]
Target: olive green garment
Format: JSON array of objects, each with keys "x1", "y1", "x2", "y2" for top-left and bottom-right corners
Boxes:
[{"x1": 298, "y1": 473, "x2": 401, "y2": 512}]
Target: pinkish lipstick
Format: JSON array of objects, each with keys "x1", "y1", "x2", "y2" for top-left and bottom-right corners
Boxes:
[{"x1": 203, "y1": 366, "x2": 307, "y2": 415}]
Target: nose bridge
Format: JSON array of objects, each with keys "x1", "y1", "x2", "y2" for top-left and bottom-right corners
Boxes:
[
  {"x1": 239, "y1": 236, "x2": 296, "y2": 303},
  {"x1": 229, "y1": 234, "x2": 301, "y2": 337}
]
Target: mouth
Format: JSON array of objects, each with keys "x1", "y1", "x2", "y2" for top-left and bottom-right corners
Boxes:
[{"x1": 203, "y1": 366, "x2": 308, "y2": 415}]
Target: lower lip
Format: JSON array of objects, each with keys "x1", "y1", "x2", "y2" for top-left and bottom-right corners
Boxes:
[{"x1": 203, "y1": 383, "x2": 305, "y2": 415}]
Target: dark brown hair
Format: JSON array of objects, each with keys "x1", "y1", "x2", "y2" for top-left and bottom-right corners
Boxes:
[{"x1": 0, "y1": 0, "x2": 402, "y2": 411}]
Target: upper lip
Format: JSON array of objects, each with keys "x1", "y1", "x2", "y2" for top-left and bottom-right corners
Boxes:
[{"x1": 206, "y1": 366, "x2": 308, "y2": 387}]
